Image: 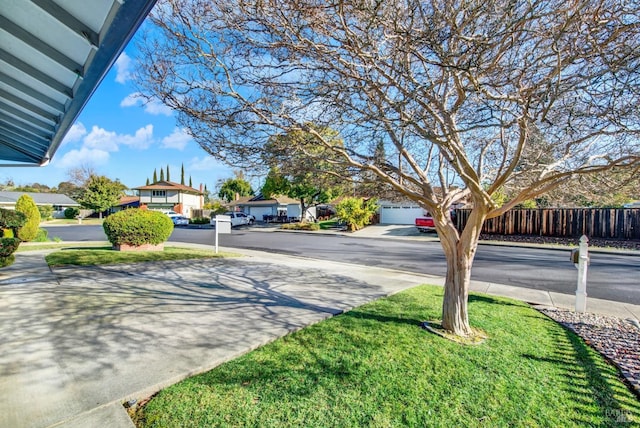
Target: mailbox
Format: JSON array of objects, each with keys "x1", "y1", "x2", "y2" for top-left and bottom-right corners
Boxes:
[
  {"x1": 570, "y1": 248, "x2": 579, "y2": 264},
  {"x1": 570, "y1": 248, "x2": 590, "y2": 266}
]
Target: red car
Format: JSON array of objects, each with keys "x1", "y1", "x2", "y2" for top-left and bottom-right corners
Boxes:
[{"x1": 415, "y1": 215, "x2": 436, "y2": 233}]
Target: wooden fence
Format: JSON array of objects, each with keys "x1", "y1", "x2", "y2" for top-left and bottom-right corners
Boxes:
[{"x1": 453, "y1": 208, "x2": 640, "y2": 240}]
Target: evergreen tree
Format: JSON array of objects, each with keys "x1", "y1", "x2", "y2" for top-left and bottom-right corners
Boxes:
[
  {"x1": 146, "y1": 177, "x2": 150, "y2": 186},
  {"x1": 153, "y1": 169, "x2": 158, "y2": 183},
  {"x1": 181, "y1": 163, "x2": 185, "y2": 185},
  {"x1": 15, "y1": 194, "x2": 40, "y2": 242},
  {"x1": 160, "y1": 168, "x2": 165, "y2": 181},
  {"x1": 166, "y1": 164, "x2": 171, "y2": 181},
  {"x1": 189, "y1": 176, "x2": 192, "y2": 187},
  {"x1": 78, "y1": 175, "x2": 126, "y2": 219}
]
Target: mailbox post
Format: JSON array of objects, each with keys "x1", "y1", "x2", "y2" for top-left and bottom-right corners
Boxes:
[
  {"x1": 571, "y1": 235, "x2": 589, "y2": 313},
  {"x1": 214, "y1": 215, "x2": 232, "y2": 253}
]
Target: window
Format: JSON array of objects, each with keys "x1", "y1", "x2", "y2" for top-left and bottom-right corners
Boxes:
[{"x1": 152, "y1": 190, "x2": 166, "y2": 197}]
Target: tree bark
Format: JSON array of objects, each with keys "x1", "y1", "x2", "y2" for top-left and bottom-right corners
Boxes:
[{"x1": 437, "y1": 208, "x2": 486, "y2": 336}]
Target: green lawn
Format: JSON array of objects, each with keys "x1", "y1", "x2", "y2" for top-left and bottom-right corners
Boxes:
[
  {"x1": 132, "y1": 286, "x2": 638, "y2": 427},
  {"x1": 45, "y1": 246, "x2": 237, "y2": 266}
]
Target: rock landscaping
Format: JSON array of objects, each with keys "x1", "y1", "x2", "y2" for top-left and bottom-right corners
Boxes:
[
  {"x1": 539, "y1": 308, "x2": 640, "y2": 396},
  {"x1": 481, "y1": 234, "x2": 640, "y2": 251}
]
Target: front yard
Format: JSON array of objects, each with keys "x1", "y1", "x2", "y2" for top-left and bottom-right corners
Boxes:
[{"x1": 132, "y1": 285, "x2": 638, "y2": 427}]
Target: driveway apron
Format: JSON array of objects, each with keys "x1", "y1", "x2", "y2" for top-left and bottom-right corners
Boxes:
[{"x1": 0, "y1": 250, "x2": 435, "y2": 428}]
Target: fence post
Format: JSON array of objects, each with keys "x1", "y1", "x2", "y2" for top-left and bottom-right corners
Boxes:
[{"x1": 575, "y1": 235, "x2": 589, "y2": 313}]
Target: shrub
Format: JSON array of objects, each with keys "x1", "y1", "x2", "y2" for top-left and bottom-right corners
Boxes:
[
  {"x1": 103, "y1": 209, "x2": 174, "y2": 247},
  {"x1": 34, "y1": 229, "x2": 49, "y2": 242},
  {"x1": 335, "y1": 197, "x2": 378, "y2": 232},
  {"x1": 0, "y1": 208, "x2": 26, "y2": 267},
  {"x1": 38, "y1": 205, "x2": 54, "y2": 221},
  {"x1": 64, "y1": 207, "x2": 80, "y2": 219},
  {"x1": 281, "y1": 222, "x2": 320, "y2": 231},
  {"x1": 15, "y1": 195, "x2": 40, "y2": 242},
  {"x1": 189, "y1": 217, "x2": 210, "y2": 224}
]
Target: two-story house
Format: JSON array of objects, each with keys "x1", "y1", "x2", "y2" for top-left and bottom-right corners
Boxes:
[{"x1": 133, "y1": 181, "x2": 203, "y2": 218}]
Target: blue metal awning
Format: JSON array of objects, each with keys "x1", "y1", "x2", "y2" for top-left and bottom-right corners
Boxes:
[{"x1": 0, "y1": 0, "x2": 158, "y2": 166}]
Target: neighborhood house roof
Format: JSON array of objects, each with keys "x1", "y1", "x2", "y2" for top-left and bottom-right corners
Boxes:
[
  {"x1": 0, "y1": 0, "x2": 158, "y2": 166},
  {"x1": 230, "y1": 194, "x2": 300, "y2": 207},
  {"x1": 117, "y1": 195, "x2": 140, "y2": 206},
  {"x1": 133, "y1": 181, "x2": 203, "y2": 195},
  {"x1": 0, "y1": 191, "x2": 79, "y2": 206}
]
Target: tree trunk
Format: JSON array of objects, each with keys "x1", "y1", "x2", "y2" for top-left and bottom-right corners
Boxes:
[
  {"x1": 299, "y1": 198, "x2": 306, "y2": 223},
  {"x1": 437, "y1": 208, "x2": 486, "y2": 336}
]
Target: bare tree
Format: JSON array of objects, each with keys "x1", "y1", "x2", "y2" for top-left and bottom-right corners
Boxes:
[
  {"x1": 135, "y1": 0, "x2": 640, "y2": 336},
  {"x1": 66, "y1": 164, "x2": 98, "y2": 187}
]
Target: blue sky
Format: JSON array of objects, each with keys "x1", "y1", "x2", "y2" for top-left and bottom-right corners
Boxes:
[{"x1": 2, "y1": 49, "x2": 238, "y2": 194}]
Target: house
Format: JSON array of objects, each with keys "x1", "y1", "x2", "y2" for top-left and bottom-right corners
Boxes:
[
  {"x1": 0, "y1": 191, "x2": 80, "y2": 218},
  {"x1": 378, "y1": 199, "x2": 469, "y2": 225},
  {"x1": 110, "y1": 195, "x2": 141, "y2": 213},
  {"x1": 228, "y1": 194, "x2": 312, "y2": 222},
  {"x1": 133, "y1": 181, "x2": 203, "y2": 218}
]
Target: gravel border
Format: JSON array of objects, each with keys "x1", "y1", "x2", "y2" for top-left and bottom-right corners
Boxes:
[
  {"x1": 481, "y1": 234, "x2": 640, "y2": 251},
  {"x1": 537, "y1": 307, "x2": 640, "y2": 397}
]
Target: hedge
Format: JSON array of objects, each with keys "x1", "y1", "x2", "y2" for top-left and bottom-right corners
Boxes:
[
  {"x1": 64, "y1": 207, "x2": 80, "y2": 219},
  {"x1": 0, "y1": 208, "x2": 26, "y2": 267},
  {"x1": 103, "y1": 209, "x2": 174, "y2": 247}
]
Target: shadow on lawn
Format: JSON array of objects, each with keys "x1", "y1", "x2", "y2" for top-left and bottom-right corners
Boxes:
[{"x1": 523, "y1": 317, "x2": 639, "y2": 426}]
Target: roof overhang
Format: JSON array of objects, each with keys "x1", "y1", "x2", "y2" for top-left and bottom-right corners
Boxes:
[{"x1": 0, "y1": 0, "x2": 158, "y2": 166}]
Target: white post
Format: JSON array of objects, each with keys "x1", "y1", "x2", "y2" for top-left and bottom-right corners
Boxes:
[
  {"x1": 215, "y1": 217, "x2": 219, "y2": 254},
  {"x1": 575, "y1": 235, "x2": 589, "y2": 313}
]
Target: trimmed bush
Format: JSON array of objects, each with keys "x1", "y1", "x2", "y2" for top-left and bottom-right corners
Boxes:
[
  {"x1": 0, "y1": 237, "x2": 21, "y2": 257},
  {"x1": 64, "y1": 207, "x2": 80, "y2": 219},
  {"x1": 15, "y1": 195, "x2": 40, "y2": 241},
  {"x1": 103, "y1": 209, "x2": 174, "y2": 247},
  {"x1": 0, "y1": 208, "x2": 26, "y2": 267}
]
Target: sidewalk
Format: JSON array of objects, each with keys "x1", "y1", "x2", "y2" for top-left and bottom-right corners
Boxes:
[{"x1": 1, "y1": 243, "x2": 638, "y2": 428}]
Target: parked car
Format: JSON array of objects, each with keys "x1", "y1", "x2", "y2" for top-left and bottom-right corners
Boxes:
[
  {"x1": 171, "y1": 215, "x2": 189, "y2": 226},
  {"x1": 415, "y1": 215, "x2": 436, "y2": 233},
  {"x1": 210, "y1": 212, "x2": 251, "y2": 227}
]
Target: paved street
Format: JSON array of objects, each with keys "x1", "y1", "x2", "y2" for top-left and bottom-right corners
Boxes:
[{"x1": 44, "y1": 225, "x2": 640, "y2": 305}]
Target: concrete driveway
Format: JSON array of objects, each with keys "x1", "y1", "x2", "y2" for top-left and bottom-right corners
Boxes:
[{"x1": 0, "y1": 249, "x2": 436, "y2": 428}]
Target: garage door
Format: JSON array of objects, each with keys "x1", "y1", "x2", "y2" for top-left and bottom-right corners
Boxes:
[
  {"x1": 249, "y1": 206, "x2": 274, "y2": 221},
  {"x1": 379, "y1": 205, "x2": 425, "y2": 225}
]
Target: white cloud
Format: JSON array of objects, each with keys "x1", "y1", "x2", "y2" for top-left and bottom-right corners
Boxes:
[
  {"x1": 120, "y1": 92, "x2": 142, "y2": 107},
  {"x1": 114, "y1": 52, "x2": 132, "y2": 84},
  {"x1": 121, "y1": 124, "x2": 154, "y2": 149},
  {"x1": 75, "y1": 124, "x2": 155, "y2": 153},
  {"x1": 189, "y1": 155, "x2": 228, "y2": 171},
  {"x1": 53, "y1": 147, "x2": 110, "y2": 169},
  {"x1": 142, "y1": 98, "x2": 173, "y2": 116},
  {"x1": 161, "y1": 127, "x2": 191, "y2": 150},
  {"x1": 61, "y1": 122, "x2": 87, "y2": 145},
  {"x1": 120, "y1": 92, "x2": 173, "y2": 116},
  {"x1": 84, "y1": 126, "x2": 119, "y2": 151}
]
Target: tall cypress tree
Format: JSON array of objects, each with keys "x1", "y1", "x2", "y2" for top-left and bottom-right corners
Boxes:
[
  {"x1": 146, "y1": 177, "x2": 150, "y2": 186},
  {"x1": 160, "y1": 168, "x2": 165, "y2": 181},
  {"x1": 180, "y1": 163, "x2": 185, "y2": 185},
  {"x1": 166, "y1": 164, "x2": 171, "y2": 181},
  {"x1": 153, "y1": 169, "x2": 158, "y2": 183},
  {"x1": 189, "y1": 176, "x2": 192, "y2": 187}
]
